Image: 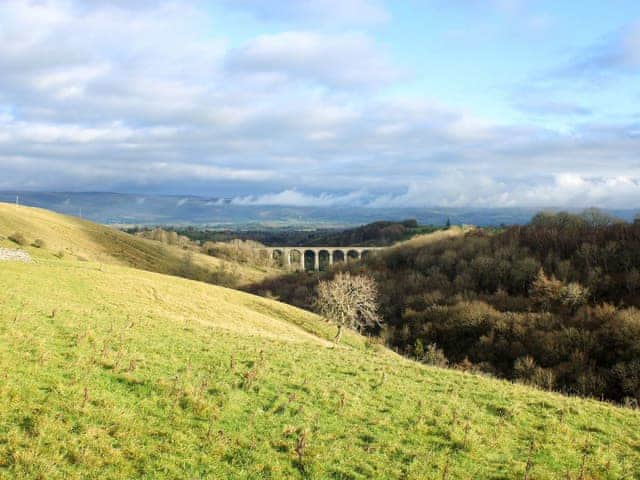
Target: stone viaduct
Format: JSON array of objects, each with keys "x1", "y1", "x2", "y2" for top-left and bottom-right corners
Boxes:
[{"x1": 261, "y1": 246, "x2": 383, "y2": 271}]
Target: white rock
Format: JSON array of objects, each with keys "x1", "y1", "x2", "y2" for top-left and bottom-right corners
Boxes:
[{"x1": 0, "y1": 248, "x2": 32, "y2": 262}]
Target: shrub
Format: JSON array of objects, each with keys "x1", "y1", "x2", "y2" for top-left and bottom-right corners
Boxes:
[
  {"x1": 202, "y1": 239, "x2": 275, "y2": 268},
  {"x1": 316, "y1": 272, "x2": 381, "y2": 343},
  {"x1": 423, "y1": 343, "x2": 448, "y2": 367},
  {"x1": 32, "y1": 239, "x2": 45, "y2": 248},
  {"x1": 514, "y1": 356, "x2": 555, "y2": 390},
  {"x1": 414, "y1": 338, "x2": 425, "y2": 360},
  {"x1": 8, "y1": 232, "x2": 27, "y2": 246}
]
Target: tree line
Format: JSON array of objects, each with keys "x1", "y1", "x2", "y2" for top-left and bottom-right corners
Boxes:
[{"x1": 127, "y1": 219, "x2": 437, "y2": 247}]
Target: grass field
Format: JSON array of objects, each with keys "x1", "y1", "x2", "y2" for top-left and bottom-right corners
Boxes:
[
  {"x1": 1, "y1": 256, "x2": 639, "y2": 479},
  {"x1": 0, "y1": 202, "x2": 279, "y2": 286}
]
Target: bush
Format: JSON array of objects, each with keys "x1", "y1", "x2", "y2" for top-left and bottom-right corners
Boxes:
[
  {"x1": 8, "y1": 232, "x2": 27, "y2": 246},
  {"x1": 202, "y1": 239, "x2": 275, "y2": 268},
  {"x1": 514, "y1": 356, "x2": 555, "y2": 390},
  {"x1": 32, "y1": 239, "x2": 45, "y2": 248},
  {"x1": 423, "y1": 343, "x2": 448, "y2": 367}
]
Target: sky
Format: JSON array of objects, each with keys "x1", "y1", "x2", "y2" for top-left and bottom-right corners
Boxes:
[{"x1": 1, "y1": 0, "x2": 639, "y2": 207}]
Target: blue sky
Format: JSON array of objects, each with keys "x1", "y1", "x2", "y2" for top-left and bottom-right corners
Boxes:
[{"x1": 1, "y1": 0, "x2": 639, "y2": 207}]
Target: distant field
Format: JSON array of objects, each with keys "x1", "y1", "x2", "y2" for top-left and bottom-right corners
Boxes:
[
  {"x1": 389, "y1": 224, "x2": 471, "y2": 248},
  {"x1": 0, "y1": 203, "x2": 278, "y2": 287},
  {"x1": 1, "y1": 257, "x2": 639, "y2": 479}
]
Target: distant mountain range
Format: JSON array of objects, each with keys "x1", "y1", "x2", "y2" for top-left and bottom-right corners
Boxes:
[{"x1": 1, "y1": 191, "x2": 638, "y2": 228}]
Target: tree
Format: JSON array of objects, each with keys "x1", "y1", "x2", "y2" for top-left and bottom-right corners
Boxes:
[
  {"x1": 560, "y1": 282, "x2": 589, "y2": 313},
  {"x1": 316, "y1": 272, "x2": 382, "y2": 343},
  {"x1": 529, "y1": 268, "x2": 563, "y2": 311},
  {"x1": 580, "y1": 207, "x2": 620, "y2": 228}
]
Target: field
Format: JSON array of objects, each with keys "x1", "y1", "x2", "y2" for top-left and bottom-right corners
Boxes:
[{"x1": 1, "y1": 255, "x2": 639, "y2": 479}]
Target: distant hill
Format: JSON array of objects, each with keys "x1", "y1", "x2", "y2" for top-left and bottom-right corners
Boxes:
[
  {"x1": 1, "y1": 245, "x2": 639, "y2": 477},
  {"x1": 4, "y1": 191, "x2": 639, "y2": 227}
]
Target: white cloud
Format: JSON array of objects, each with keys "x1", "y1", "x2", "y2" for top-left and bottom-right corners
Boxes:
[
  {"x1": 231, "y1": 189, "x2": 369, "y2": 207},
  {"x1": 232, "y1": 174, "x2": 640, "y2": 209},
  {"x1": 364, "y1": 173, "x2": 640, "y2": 208},
  {"x1": 226, "y1": 32, "x2": 399, "y2": 88}
]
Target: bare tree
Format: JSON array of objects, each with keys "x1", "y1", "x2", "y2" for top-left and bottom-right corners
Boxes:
[{"x1": 316, "y1": 272, "x2": 382, "y2": 343}]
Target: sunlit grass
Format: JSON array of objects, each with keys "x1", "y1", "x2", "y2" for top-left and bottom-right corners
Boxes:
[
  {"x1": 1, "y1": 260, "x2": 639, "y2": 479},
  {"x1": 0, "y1": 202, "x2": 278, "y2": 286}
]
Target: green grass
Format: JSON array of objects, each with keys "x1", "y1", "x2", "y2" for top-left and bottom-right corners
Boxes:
[
  {"x1": 1, "y1": 259, "x2": 639, "y2": 479},
  {"x1": 0, "y1": 202, "x2": 279, "y2": 286}
]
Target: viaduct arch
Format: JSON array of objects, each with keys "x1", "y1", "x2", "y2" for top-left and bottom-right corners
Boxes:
[{"x1": 262, "y1": 246, "x2": 383, "y2": 271}]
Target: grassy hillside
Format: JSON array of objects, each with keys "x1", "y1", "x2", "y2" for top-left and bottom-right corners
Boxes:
[
  {"x1": 0, "y1": 202, "x2": 278, "y2": 286},
  {"x1": 1, "y1": 258, "x2": 639, "y2": 478},
  {"x1": 387, "y1": 224, "x2": 470, "y2": 248}
]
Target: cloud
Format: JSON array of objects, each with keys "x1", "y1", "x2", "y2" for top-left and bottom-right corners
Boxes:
[
  {"x1": 231, "y1": 189, "x2": 369, "y2": 207},
  {"x1": 225, "y1": 0, "x2": 389, "y2": 26},
  {"x1": 226, "y1": 32, "x2": 399, "y2": 89},
  {"x1": 511, "y1": 21, "x2": 639, "y2": 121},
  {"x1": 511, "y1": 97, "x2": 591, "y2": 117},
  {"x1": 230, "y1": 174, "x2": 640, "y2": 209},
  {"x1": 561, "y1": 21, "x2": 640, "y2": 79}
]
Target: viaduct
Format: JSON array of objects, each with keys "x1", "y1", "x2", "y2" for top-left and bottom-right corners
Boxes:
[{"x1": 261, "y1": 246, "x2": 383, "y2": 271}]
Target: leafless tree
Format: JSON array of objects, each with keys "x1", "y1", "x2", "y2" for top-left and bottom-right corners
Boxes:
[{"x1": 316, "y1": 272, "x2": 382, "y2": 343}]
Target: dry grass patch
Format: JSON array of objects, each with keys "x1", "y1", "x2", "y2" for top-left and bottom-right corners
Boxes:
[{"x1": 0, "y1": 202, "x2": 277, "y2": 287}]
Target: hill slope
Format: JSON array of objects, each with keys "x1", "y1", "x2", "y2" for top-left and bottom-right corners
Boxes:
[
  {"x1": 1, "y1": 258, "x2": 639, "y2": 479},
  {"x1": 0, "y1": 202, "x2": 277, "y2": 286}
]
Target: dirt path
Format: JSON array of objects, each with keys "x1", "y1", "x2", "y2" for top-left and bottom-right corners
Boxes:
[{"x1": 0, "y1": 248, "x2": 32, "y2": 262}]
